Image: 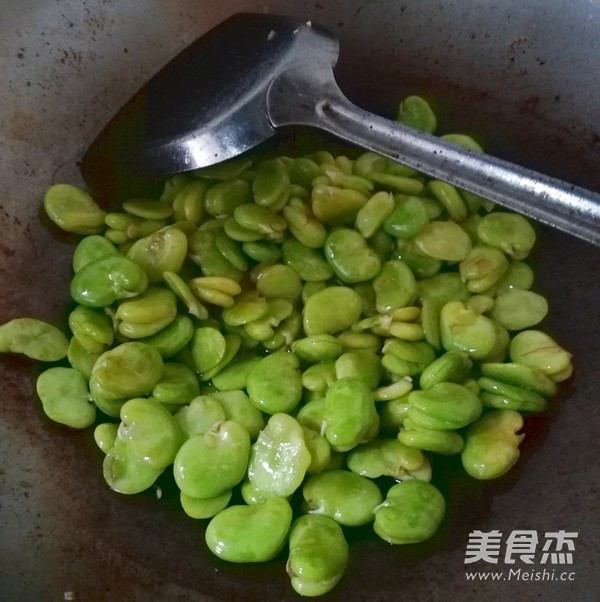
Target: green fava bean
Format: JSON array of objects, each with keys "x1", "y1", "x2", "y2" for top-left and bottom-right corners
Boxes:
[
  {"x1": 252, "y1": 159, "x2": 291, "y2": 208},
  {"x1": 211, "y1": 390, "x2": 265, "y2": 440},
  {"x1": 302, "y1": 362, "x2": 337, "y2": 393},
  {"x1": 211, "y1": 356, "x2": 262, "y2": 392},
  {"x1": 303, "y1": 427, "x2": 332, "y2": 473},
  {"x1": 478, "y1": 376, "x2": 547, "y2": 412},
  {"x1": 247, "y1": 413, "x2": 311, "y2": 498},
  {"x1": 67, "y1": 337, "x2": 101, "y2": 379},
  {"x1": 44, "y1": 183, "x2": 106, "y2": 234},
  {"x1": 302, "y1": 469, "x2": 383, "y2": 527},
  {"x1": 142, "y1": 315, "x2": 195, "y2": 358},
  {"x1": 413, "y1": 220, "x2": 472, "y2": 262},
  {"x1": 324, "y1": 377, "x2": 378, "y2": 452},
  {"x1": 419, "y1": 351, "x2": 473, "y2": 390},
  {"x1": 427, "y1": 180, "x2": 468, "y2": 221},
  {"x1": 233, "y1": 203, "x2": 287, "y2": 236},
  {"x1": 407, "y1": 382, "x2": 482, "y2": 431},
  {"x1": 346, "y1": 438, "x2": 431, "y2": 481},
  {"x1": 281, "y1": 239, "x2": 334, "y2": 282},
  {"x1": 103, "y1": 437, "x2": 164, "y2": 494},
  {"x1": 152, "y1": 362, "x2": 200, "y2": 405},
  {"x1": 509, "y1": 330, "x2": 572, "y2": 381},
  {"x1": 116, "y1": 287, "x2": 178, "y2": 339},
  {"x1": 355, "y1": 191, "x2": 395, "y2": 238},
  {"x1": 72, "y1": 235, "x2": 118, "y2": 272},
  {"x1": 373, "y1": 260, "x2": 417, "y2": 313},
  {"x1": 397, "y1": 95, "x2": 437, "y2": 133},
  {"x1": 477, "y1": 212, "x2": 536, "y2": 259},
  {"x1": 292, "y1": 335, "x2": 343, "y2": 363},
  {"x1": 382, "y1": 196, "x2": 430, "y2": 240},
  {"x1": 373, "y1": 480, "x2": 446, "y2": 544},
  {"x1": 191, "y1": 327, "x2": 226, "y2": 375},
  {"x1": 246, "y1": 350, "x2": 303, "y2": 414},
  {"x1": 118, "y1": 397, "x2": 183, "y2": 469},
  {"x1": 398, "y1": 428, "x2": 464, "y2": 455},
  {"x1": 90, "y1": 342, "x2": 163, "y2": 403},
  {"x1": 68, "y1": 305, "x2": 114, "y2": 350},
  {"x1": 36, "y1": 366, "x2": 95, "y2": 429},
  {"x1": 127, "y1": 227, "x2": 188, "y2": 282},
  {"x1": 174, "y1": 420, "x2": 250, "y2": 499},
  {"x1": 205, "y1": 496, "x2": 293, "y2": 563},
  {"x1": 312, "y1": 184, "x2": 368, "y2": 226},
  {"x1": 175, "y1": 395, "x2": 227, "y2": 439},
  {"x1": 440, "y1": 300, "x2": 499, "y2": 360},
  {"x1": 70, "y1": 256, "x2": 148, "y2": 308},
  {"x1": 94, "y1": 422, "x2": 118, "y2": 453},
  {"x1": 0, "y1": 318, "x2": 68, "y2": 361},
  {"x1": 461, "y1": 409, "x2": 524, "y2": 479},
  {"x1": 325, "y1": 228, "x2": 381, "y2": 283},
  {"x1": 418, "y1": 273, "x2": 470, "y2": 303},
  {"x1": 204, "y1": 178, "x2": 251, "y2": 216},
  {"x1": 459, "y1": 245, "x2": 509, "y2": 293},
  {"x1": 481, "y1": 362, "x2": 557, "y2": 397},
  {"x1": 287, "y1": 514, "x2": 349, "y2": 597},
  {"x1": 180, "y1": 489, "x2": 232, "y2": 519},
  {"x1": 334, "y1": 350, "x2": 382, "y2": 390},
  {"x1": 254, "y1": 264, "x2": 303, "y2": 300},
  {"x1": 395, "y1": 241, "x2": 443, "y2": 280},
  {"x1": 303, "y1": 286, "x2": 363, "y2": 336},
  {"x1": 489, "y1": 290, "x2": 548, "y2": 331}
]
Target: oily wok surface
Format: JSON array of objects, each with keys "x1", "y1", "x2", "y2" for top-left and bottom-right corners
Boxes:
[{"x1": 0, "y1": 1, "x2": 599, "y2": 601}]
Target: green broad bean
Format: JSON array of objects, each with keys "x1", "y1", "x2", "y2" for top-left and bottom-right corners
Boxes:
[
  {"x1": 242, "y1": 240, "x2": 281, "y2": 264},
  {"x1": 311, "y1": 184, "x2": 368, "y2": 226},
  {"x1": 188, "y1": 228, "x2": 244, "y2": 280},
  {"x1": 213, "y1": 228, "x2": 249, "y2": 272},
  {"x1": 397, "y1": 95, "x2": 437, "y2": 133},
  {"x1": 382, "y1": 196, "x2": 430, "y2": 240},
  {"x1": 233, "y1": 203, "x2": 287, "y2": 238},
  {"x1": 283, "y1": 202, "x2": 328, "y2": 248},
  {"x1": 492, "y1": 260, "x2": 534, "y2": 294},
  {"x1": 442, "y1": 133, "x2": 484, "y2": 153},
  {"x1": 68, "y1": 305, "x2": 114, "y2": 351},
  {"x1": 382, "y1": 339, "x2": 437, "y2": 375},
  {"x1": 211, "y1": 356, "x2": 262, "y2": 392},
  {"x1": 72, "y1": 235, "x2": 118, "y2": 272},
  {"x1": 303, "y1": 427, "x2": 332, "y2": 473},
  {"x1": 489, "y1": 290, "x2": 549, "y2": 331},
  {"x1": 459, "y1": 245, "x2": 509, "y2": 293},
  {"x1": 222, "y1": 292, "x2": 269, "y2": 327},
  {"x1": 44, "y1": 183, "x2": 106, "y2": 235},
  {"x1": 253, "y1": 264, "x2": 303, "y2": 300},
  {"x1": 173, "y1": 420, "x2": 250, "y2": 498},
  {"x1": 205, "y1": 496, "x2": 293, "y2": 563},
  {"x1": 0, "y1": 317, "x2": 68, "y2": 362},
  {"x1": 336, "y1": 330, "x2": 382, "y2": 353},
  {"x1": 204, "y1": 178, "x2": 251, "y2": 216},
  {"x1": 398, "y1": 427, "x2": 464, "y2": 455},
  {"x1": 94, "y1": 422, "x2": 118, "y2": 453},
  {"x1": 152, "y1": 362, "x2": 200, "y2": 405},
  {"x1": 252, "y1": 159, "x2": 290, "y2": 209},
  {"x1": 180, "y1": 489, "x2": 232, "y2": 519},
  {"x1": 352, "y1": 151, "x2": 389, "y2": 177},
  {"x1": 509, "y1": 330, "x2": 573, "y2": 381},
  {"x1": 466, "y1": 294, "x2": 495, "y2": 314},
  {"x1": 247, "y1": 413, "x2": 311, "y2": 498},
  {"x1": 481, "y1": 362, "x2": 557, "y2": 397},
  {"x1": 373, "y1": 260, "x2": 418, "y2": 312},
  {"x1": 286, "y1": 157, "x2": 322, "y2": 189},
  {"x1": 118, "y1": 397, "x2": 183, "y2": 469},
  {"x1": 193, "y1": 157, "x2": 252, "y2": 181},
  {"x1": 116, "y1": 287, "x2": 178, "y2": 339},
  {"x1": 191, "y1": 326, "x2": 226, "y2": 375},
  {"x1": 373, "y1": 480, "x2": 445, "y2": 545},
  {"x1": 287, "y1": 514, "x2": 349, "y2": 597},
  {"x1": 407, "y1": 382, "x2": 482, "y2": 430},
  {"x1": 355, "y1": 191, "x2": 395, "y2": 238},
  {"x1": 292, "y1": 335, "x2": 343, "y2": 363},
  {"x1": 172, "y1": 180, "x2": 207, "y2": 225},
  {"x1": 335, "y1": 350, "x2": 382, "y2": 390},
  {"x1": 478, "y1": 376, "x2": 547, "y2": 412},
  {"x1": 246, "y1": 350, "x2": 303, "y2": 414},
  {"x1": 373, "y1": 378, "x2": 413, "y2": 402},
  {"x1": 303, "y1": 286, "x2": 363, "y2": 336},
  {"x1": 378, "y1": 396, "x2": 411, "y2": 432},
  {"x1": 427, "y1": 180, "x2": 468, "y2": 222},
  {"x1": 368, "y1": 172, "x2": 424, "y2": 195},
  {"x1": 160, "y1": 174, "x2": 190, "y2": 202},
  {"x1": 322, "y1": 166, "x2": 374, "y2": 196},
  {"x1": 301, "y1": 362, "x2": 337, "y2": 393},
  {"x1": 188, "y1": 275, "x2": 242, "y2": 308},
  {"x1": 122, "y1": 198, "x2": 173, "y2": 220},
  {"x1": 126, "y1": 227, "x2": 187, "y2": 282},
  {"x1": 324, "y1": 228, "x2": 381, "y2": 283},
  {"x1": 394, "y1": 241, "x2": 443, "y2": 279},
  {"x1": 477, "y1": 212, "x2": 536, "y2": 259},
  {"x1": 413, "y1": 220, "x2": 472, "y2": 261},
  {"x1": 461, "y1": 409, "x2": 524, "y2": 479},
  {"x1": 103, "y1": 436, "x2": 165, "y2": 494},
  {"x1": 222, "y1": 216, "x2": 264, "y2": 242},
  {"x1": 175, "y1": 394, "x2": 227, "y2": 439},
  {"x1": 70, "y1": 255, "x2": 148, "y2": 308},
  {"x1": 296, "y1": 396, "x2": 328, "y2": 433},
  {"x1": 142, "y1": 314, "x2": 195, "y2": 358},
  {"x1": 36, "y1": 366, "x2": 95, "y2": 428},
  {"x1": 440, "y1": 300, "x2": 499, "y2": 360},
  {"x1": 421, "y1": 297, "x2": 443, "y2": 349},
  {"x1": 89, "y1": 342, "x2": 163, "y2": 403},
  {"x1": 281, "y1": 239, "x2": 334, "y2": 282},
  {"x1": 324, "y1": 377, "x2": 378, "y2": 452},
  {"x1": 199, "y1": 331, "x2": 242, "y2": 381},
  {"x1": 67, "y1": 336, "x2": 101, "y2": 379},
  {"x1": 418, "y1": 272, "x2": 471, "y2": 303},
  {"x1": 302, "y1": 469, "x2": 383, "y2": 527},
  {"x1": 346, "y1": 438, "x2": 431, "y2": 481},
  {"x1": 419, "y1": 351, "x2": 473, "y2": 390}
]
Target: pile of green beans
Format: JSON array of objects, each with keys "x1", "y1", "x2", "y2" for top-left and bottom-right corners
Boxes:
[{"x1": 0, "y1": 95, "x2": 573, "y2": 597}]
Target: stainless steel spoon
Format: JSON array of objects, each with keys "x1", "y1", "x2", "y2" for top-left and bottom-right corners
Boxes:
[{"x1": 80, "y1": 12, "x2": 600, "y2": 245}]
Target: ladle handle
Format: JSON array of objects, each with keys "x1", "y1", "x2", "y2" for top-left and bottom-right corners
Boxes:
[{"x1": 268, "y1": 73, "x2": 600, "y2": 246}]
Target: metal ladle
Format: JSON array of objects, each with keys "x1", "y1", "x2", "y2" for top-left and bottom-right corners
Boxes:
[{"x1": 81, "y1": 12, "x2": 600, "y2": 245}]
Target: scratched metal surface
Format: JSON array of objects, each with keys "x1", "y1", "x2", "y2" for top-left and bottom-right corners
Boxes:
[{"x1": 0, "y1": 1, "x2": 598, "y2": 601}]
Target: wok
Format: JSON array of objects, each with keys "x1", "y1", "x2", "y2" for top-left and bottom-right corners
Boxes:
[{"x1": 1, "y1": 1, "x2": 598, "y2": 601}]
